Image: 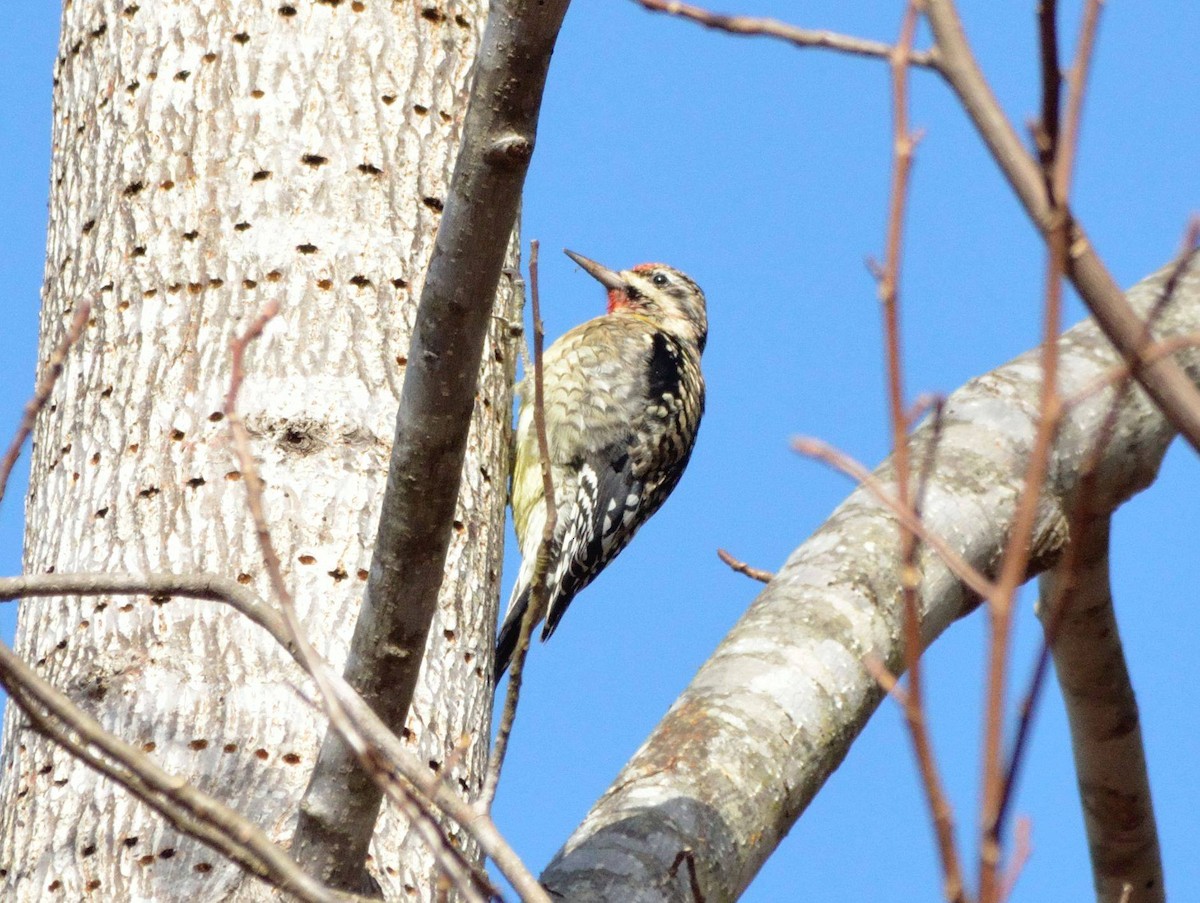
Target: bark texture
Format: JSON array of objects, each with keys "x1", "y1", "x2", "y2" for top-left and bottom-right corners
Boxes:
[
  {"x1": 293, "y1": 0, "x2": 571, "y2": 885},
  {"x1": 1041, "y1": 518, "x2": 1163, "y2": 902},
  {"x1": 541, "y1": 258, "x2": 1200, "y2": 902},
  {"x1": 0, "y1": 0, "x2": 515, "y2": 899}
]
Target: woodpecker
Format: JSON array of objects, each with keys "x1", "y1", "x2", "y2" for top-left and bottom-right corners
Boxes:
[{"x1": 494, "y1": 249, "x2": 707, "y2": 680}]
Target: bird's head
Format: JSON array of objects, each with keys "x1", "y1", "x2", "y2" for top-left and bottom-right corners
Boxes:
[{"x1": 565, "y1": 249, "x2": 708, "y2": 354}]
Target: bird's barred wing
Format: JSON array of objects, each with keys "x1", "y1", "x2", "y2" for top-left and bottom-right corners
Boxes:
[
  {"x1": 540, "y1": 333, "x2": 703, "y2": 641},
  {"x1": 542, "y1": 446, "x2": 645, "y2": 639}
]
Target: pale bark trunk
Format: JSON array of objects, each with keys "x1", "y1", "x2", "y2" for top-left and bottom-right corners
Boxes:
[{"x1": 0, "y1": 1, "x2": 514, "y2": 900}]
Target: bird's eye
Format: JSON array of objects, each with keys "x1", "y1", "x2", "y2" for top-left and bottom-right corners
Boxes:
[{"x1": 651, "y1": 272, "x2": 670, "y2": 288}]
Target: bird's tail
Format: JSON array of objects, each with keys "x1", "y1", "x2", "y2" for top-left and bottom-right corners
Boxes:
[
  {"x1": 494, "y1": 503, "x2": 560, "y2": 681},
  {"x1": 493, "y1": 579, "x2": 530, "y2": 682}
]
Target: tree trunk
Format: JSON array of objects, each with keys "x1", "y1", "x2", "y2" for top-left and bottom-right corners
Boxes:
[{"x1": 0, "y1": 0, "x2": 515, "y2": 899}]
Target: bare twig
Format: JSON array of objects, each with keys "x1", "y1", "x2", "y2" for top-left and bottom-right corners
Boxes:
[
  {"x1": 979, "y1": 2, "x2": 1117, "y2": 894},
  {"x1": 978, "y1": 222, "x2": 1064, "y2": 897},
  {"x1": 1033, "y1": 1, "x2": 1060, "y2": 173},
  {"x1": 923, "y1": 0, "x2": 1200, "y2": 453},
  {"x1": 7, "y1": 578, "x2": 488, "y2": 899},
  {"x1": 906, "y1": 392, "x2": 946, "y2": 429},
  {"x1": 223, "y1": 301, "x2": 290, "y2": 614},
  {"x1": 877, "y1": 8, "x2": 965, "y2": 900},
  {"x1": 634, "y1": 0, "x2": 940, "y2": 69},
  {"x1": 975, "y1": 0, "x2": 1094, "y2": 890},
  {"x1": 862, "y1": 653, "x2": 907, "y2": 707},
  {"x1": 1065, "y1": 332, "x2": 1200, "y2": 410},
  {"x1": 994, "y1": 228, "x2": 1194, "y2": 903},
  {"x1": 224, "y1": 302, "x2": 294, "y2": 609},
  {"x1": 529, "y1": 242, "x2": 559, "y2": 608},
  {"x1": 544, "y1": 260, "x2": 1196, "y2": 901},
  {"x1": 792, "y1": 436, "x2": 995, "y2": 603},
  {"x1": 481, "y1": 240, "x2": 558, "y2": 810},
  {"x1": 1138, "y1": 220, "x2": 1200, "y2": 335},
  {"x1": 716, "y1": 548, "x2": 773, "y2": 584},
  {"x1": 0, "y1": 301, "x2": 90, "y2": 508},
  {"x1": 3, "y1": 570, "x2": 540, "y2": 901},
  {"x1": 1000, "y1": 816, "x2": 1032, "y2": 901},
  {"x1": 0, "y1": 572, "x2": 296, "y2": 658},
  {"x1": 1001, "y1": 224, "x2": 1200, "y2": 835},
  {"x1": 1053, "y1": 0, "x2": 1104, "y2": 203},
  {"x1": 303, "y1": 665, "x2": 550, "y2": 902},
  {"x1": 911, "y1": 398, "x2": 947, "y2": 519},
  {"x1": 667, "y1": 848, "x2": 706, "y2": 903},
  {"x1": 382, "y1": 781, "x2": 492, "y2": 903}
]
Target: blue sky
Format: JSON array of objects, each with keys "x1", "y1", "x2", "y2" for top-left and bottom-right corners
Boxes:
[{"x1": 2, "y1": 1, "x2": 1197, "y2": 900}]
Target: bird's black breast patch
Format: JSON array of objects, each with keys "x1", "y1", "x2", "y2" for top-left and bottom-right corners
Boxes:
[{"x1": 647, "y1": 332, "x2": 684, "y2": 402}]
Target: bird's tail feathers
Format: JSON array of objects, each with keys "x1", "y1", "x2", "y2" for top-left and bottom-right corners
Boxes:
[
  {"x1": 494, "y1": 552, "x2": 537, "y2": 681},
  {"x1": 493, "y1": 593, "x2": 528, "y2": 682},
  {"x1": 495, "y1": 503, "x2": 568, "y2": 681}
]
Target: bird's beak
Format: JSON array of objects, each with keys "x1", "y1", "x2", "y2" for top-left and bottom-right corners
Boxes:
[{"x1": 564, "y1": 249, "x2": 626, "y2": 291}]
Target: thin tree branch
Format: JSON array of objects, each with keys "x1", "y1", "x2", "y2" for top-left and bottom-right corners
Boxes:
[
  {"x1": 907, "y1": 392, "x2": 946, "y2": 430},
  {"x1": 922, "y1": 0, "x2": 1200, "y2": 453},
  {"x1": 296, "y1": 662, "x2": 552, "y2": 903},
  {"x1": 1033, "y1": 0, "x2": 1060, "y2": 173},
  {"x1": 480, "y1": 240, "x2": 558, "y2": 811},
  {"x1": 1000, "y1": 225, "x2": 1199, "y2": 839},
  {"x1": 862, "y1": 653, "x2": 907, "y2": 706},
  {"x1": 667, "y1": 849, "x2": 706, "y2": 903},
  {"x1": 877, "y1": 6, "x2": 965, "y2": 900},
  {"x1": 976, "y1": 0, "x2": 1103, "y2": 887},
  {"x1": 911, "y1": 397, "x2": 947, "y2": 518},
  {"x1": 792, "y1": 437, "x2": 996, "y2": 603},
  {"x1": 978, "y1": 134, "x2": 1064, "y2": 903},
  {"x1": 0, "y1": 301, "x2": 89, "y2": 508},
  {"x1": 293, "y1": 0, "x2": 572, "y2": 882},
  {"x1": 1038, "y1": 517, "x2": 1163, "y2": 902},
  {"x1": 0, "y1": 572, "x2": 296, "y2": 657},
  {"x1": 633, "y1": 0, "x2": 940, "y2": 69},
  {"x1": 1065, "y1": 331, "x2": 1200, "y2": 411},
  {"x1": 715, "y1": 548, "x2": 773, "y2": 583},
  {"x1": 1000, "y1": 816, "x2": 1032, "y2": 902},
  {"x1": 995, "y1": 227, "x2": 1195, "y2": 903},
  {"x1": 1052, "y1": 0, "x2": 1104, "y2": 203}
]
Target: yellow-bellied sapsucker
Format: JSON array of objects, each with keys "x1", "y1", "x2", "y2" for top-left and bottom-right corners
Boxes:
[{"x1": 494, "y1": 249, "x2": 708, "y2": 679}]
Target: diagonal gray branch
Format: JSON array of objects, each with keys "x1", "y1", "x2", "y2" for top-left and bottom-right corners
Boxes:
[
  {"x1": 541, "y1": 258, "x2": 1200, "y2": 902},
  {"x1": 291, "y1": 0, "x2": 572, "y2": 888},
  {"x1": 1040, "y1": 517, "x2": 1163, "y2": 903}
]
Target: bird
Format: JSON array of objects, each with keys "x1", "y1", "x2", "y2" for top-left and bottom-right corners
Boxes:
[{"x1": 494, "y1": 249, "x2": 708, "y2": 680}]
